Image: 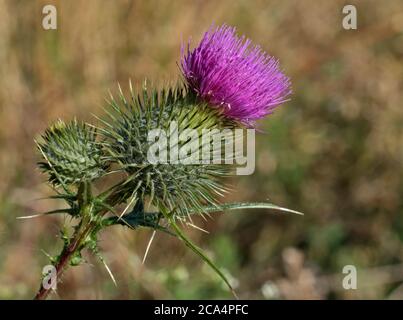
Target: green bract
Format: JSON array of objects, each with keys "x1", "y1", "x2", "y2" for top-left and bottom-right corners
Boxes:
[
  {"x1": 100, "y1": 84, "x2": 238, "y2": 216},
  {"x1": 37, "y1": 119, "x2": 106, "y2": 186}
]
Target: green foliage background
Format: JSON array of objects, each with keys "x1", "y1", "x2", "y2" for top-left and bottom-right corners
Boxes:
[{"x1": 0, "y1": 0, "x2": 402, "y2": 299}]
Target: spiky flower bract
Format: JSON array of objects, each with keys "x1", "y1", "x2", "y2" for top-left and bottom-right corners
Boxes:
[
  {"x1": 181, "y1": 24, "x2": 292, "y2": 124},
  {"x1": 101, "y1": 83, "x2": 237, "y2": 216},
  {"x1": 37, "y1": 119, "x2": 106, "y2": 185}
]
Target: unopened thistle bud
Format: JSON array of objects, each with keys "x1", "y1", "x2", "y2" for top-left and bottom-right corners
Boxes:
[
  {"x1": 37, "y1": 119, "x2": 107, "y2": 186},
  {"x1": 102, "y1": 84, "x2": 238, "y2": 216}
]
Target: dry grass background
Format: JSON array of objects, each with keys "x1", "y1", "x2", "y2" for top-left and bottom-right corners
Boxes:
[{"x1": 0, "y1": 0, "x2": 403, "y2": 299}]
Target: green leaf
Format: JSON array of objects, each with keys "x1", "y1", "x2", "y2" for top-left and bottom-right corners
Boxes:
[
  {"x1": 17, "y1": 208, "x2": 78, "y2": 220},
  {"x1": 47, "y1": 194, "x2": 77, "y2": 201},
  {"x1": 188, "y1": 202, "x2": 303, "y2": 216},
  {"x1": 160, "y1": 206, "x2": 238, "y2": 299},
  {"x1": 43, "y1": 208, "x2": 77, "y2": 216},
  {"x1": 101, "y1": 201, "x2": 175, "y2": 236},
  {"x1": 104, "y1": 213, "x2": 173, "y2": 235}
]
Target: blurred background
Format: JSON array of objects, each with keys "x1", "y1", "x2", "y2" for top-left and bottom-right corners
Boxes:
[{"x1": 0, "y1": 0, "x2": 403, "y2": 299}]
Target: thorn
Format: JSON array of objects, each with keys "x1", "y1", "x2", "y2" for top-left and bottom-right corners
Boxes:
[
  {"x1": 186, "y1": 222, "x2": 209, "y2": 234},
  {"x1": 16, "y1": 213, "x2": 44, "y2": 220},
  {"x1": 102, "y1": 258, "x2": 117, "y2": 287},
  {"x1": 40, "y1": 249, "x2": 55, "y2": 262},
  {"x1": 118, "y1": 82, "x2": 124, "y2": 96},
  {"x1": 118, "y1": 195, "x2": 137, "y2": 220},
  {"x1": 129, "y1": 79, "x2": 134, "y2": 94},
  {"x1": 142, "y1": 230, "x2": 157, "y2": 265}
]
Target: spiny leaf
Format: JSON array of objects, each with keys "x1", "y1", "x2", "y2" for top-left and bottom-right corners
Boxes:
[
  {"x1": 102, "y1": 211, "x2": 174, "y2": 236},
  {"x1": 17, "y1": 208, "x2": 77, "y2": 220},
  {"x1": 160, "y1": 206, "x2": 237, "y2": 298},
  {"x1": 187, "y1": 202, "x2": 303, "y2": 216}
]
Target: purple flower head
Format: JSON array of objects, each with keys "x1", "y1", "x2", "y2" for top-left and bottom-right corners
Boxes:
[{"x1": 181, "y1": 24, "x2": 292, "y2": 125}]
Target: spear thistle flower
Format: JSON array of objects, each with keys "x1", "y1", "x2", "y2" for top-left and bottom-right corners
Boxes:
[{"x1": 181, "y1": 24, "x2": 292, "y2": 124}]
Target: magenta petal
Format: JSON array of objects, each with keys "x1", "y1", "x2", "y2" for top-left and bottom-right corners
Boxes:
[{"x1": 181, "y1": 25, "x2": 292, "y2": 124}]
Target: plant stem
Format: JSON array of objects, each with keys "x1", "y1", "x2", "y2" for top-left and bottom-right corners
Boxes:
[
  {"x1": 34, "y1": 222, "x2": 96, "y2": 300},
  {"x1": 34, "y1": 183, "x2": 127, "y2": 300}
]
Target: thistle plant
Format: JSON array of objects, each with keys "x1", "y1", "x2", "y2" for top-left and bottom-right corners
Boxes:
[{"x1": 31, "y1": 24, "x2": 300, "y2": 300}]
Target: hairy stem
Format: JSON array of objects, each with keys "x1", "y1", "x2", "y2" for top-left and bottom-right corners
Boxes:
[
  {"x1": 34, "y1": 221, "x2": 96, "y2": 300},
  {"x1": 33, "y1": 183, "x2": 126, "y2": 300}
]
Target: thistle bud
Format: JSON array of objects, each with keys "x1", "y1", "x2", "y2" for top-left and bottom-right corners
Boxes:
[
  {"x1": 37, "y1": 119, "x2": 106, "y2": 185},
  {"x1": 102, "y1": 85, "x2": 237, "y2": 216}
]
